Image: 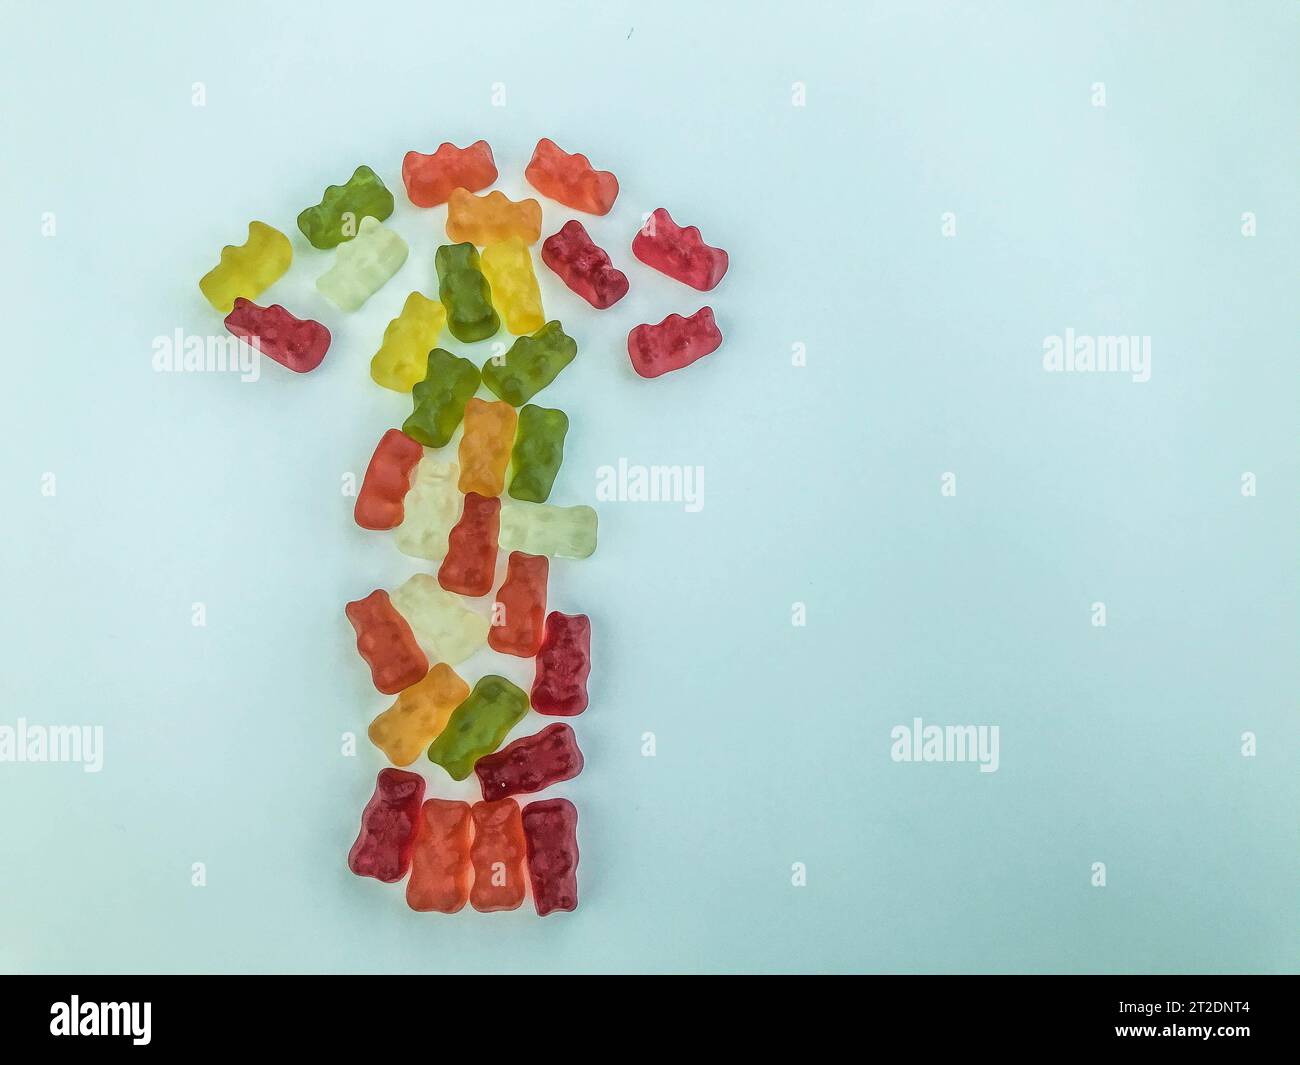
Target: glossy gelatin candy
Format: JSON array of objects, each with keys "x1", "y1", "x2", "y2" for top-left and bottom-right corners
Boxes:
[
  {"x1": 368, "y1": 664, "x2": 470, "y2": 767},
  {"x1": 532, "y1": 612, "x2": 591, "y2": 716},
  {"x1": 480, "y1": 239, "x2": 545, "y2": 335},
  {"x1": 402, "y1": 140, "x2": 497, "y2": 208},
  {"x1": 354, "y1": 429, "x2": 423, "y2": 531},
  {"x1": 394, "y1": 458, "x2": 460, "y2": 561},
  {"x1": 402, "y1": 348, "x2": 481, "y2": 448},
  {"x1": 389, "y1": 573, "x2": 490, "y2": 665},
  {"x1": 199, "y1": 221, "x2": 291, "y2": 313},
  {"x1": 345, "y1": 590, "x2": 428, "y2": 695},
  {"x1": 541, "y1": 221, "x2": 628, "y2": 310},
  {"x1": 438, "y1": 492, "x2": 501, "y2": 598},
  {"x1": 446, "y1": 188, "x2": 542, "y2": 246},
  {"x1": 469, "y1": 799, "x2": 527, "y2": 912},
  {"x1": 435, "y1": 243, "x2": 500, "y2": 342},
  {"x1": 524, "y1": 137, "x2": 619, "y2": 215},
  {"x1": 406, "y1": 799, "x2": 472, "y2": 913},
  {"x1": 498, "y1": 501, "x2": 597, "y2": 559},
  {"x1": 458, "y1": 398, "x2": 517, "y2": 496},
  {"x1": 508, "y1": 404, "x2": 568, "y2": 504},
  {"x1": 627, "y1": 307, "x2": 722, "y2": 379},
  {"x1": 522, "y1": 798, "x2": 579, "y2": 916},
  {"x1": 481, "y1": 321, "x2": 577, "y2": 407},
  {"x1": 223, "y1": 298, "x2": 330, "y2": 373},
  {"x1": 370, "y1": 293, "x2": 446, "y2": 392},
  {"x1": 631, "y1": 207, "x2": 728, "y2": 291},
  {"x1": 428, "y1": 675, "x2": 529, "y2": 781},
  {"x1": 347, "y1": 768, "x2": 425, "y2": 882},
  {"x1": 475, "y1": 722, "x2": 583, "y2": 802},
  {"x1": 317, "y1": 217, "x2": 408, "y2": 311},
  {"x1": 488, "y1": 551, "x2": 548, "y2": 657},
  {"x1": 297, "y1": 165, "x2": 394, "y2": 250}
]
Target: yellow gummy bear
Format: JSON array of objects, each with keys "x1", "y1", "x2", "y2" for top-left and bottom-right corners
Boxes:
[
  {"x1": 198, "y1": 221, "x2": 292, "y2": 313},
  {"x1": 367, "y1": 663, "x2": 470, "y2": 766},
  {"x1": 370, "y1": 292, "x2": 448, "y2": 392},
  {"x1": 481, "y1": 239, "x2": 545, "y2": 335}
]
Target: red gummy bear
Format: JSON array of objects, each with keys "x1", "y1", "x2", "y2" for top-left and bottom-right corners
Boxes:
[
  {"x1": 531, "y1": 611, "x2": 591, "y2": 716},
  {"x1": 524, "y1": 137, "x2": 619, "y2": 215},
  {"x1": 522, "y1": 798, "x2": 579, "y2": 916},
  {"x1": 224, "y1": 298, "x2": 330, "y2": 373},
  {"x1": 354, "y1": 429, "x2": 423, "y2": 530},
  {"x1": 437, "y1": 492, "x2": 501, "y2": 598},
  {"x1": 401, "y1": 140, "x2": 498, "y2": 208},
  {"x1": 631, "y1": 207, "x2": 729, "y2": 291},
  {"x1": 627, "y1": 307, "x2": 722, "y2": 379},
  {"x1": 345, "y1": 589, "x2": 428, "y2": 694},
  {"x1": 488, "y1": 552, "x2": 548, "y2": 657},
  {"x1": 541, "y1": 221, "x2": 629, "y2": 310},
  {"x1": 475, "y1": 722, "x2": 584, "y2": 802},
  {"x1": 348, "y1": 768, "x2": 426, "y2": 882}
]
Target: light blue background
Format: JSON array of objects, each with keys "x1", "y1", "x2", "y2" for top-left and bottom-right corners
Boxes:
[{"x1": 0, "y1": 0, "x2": 1295, "y2": 974}]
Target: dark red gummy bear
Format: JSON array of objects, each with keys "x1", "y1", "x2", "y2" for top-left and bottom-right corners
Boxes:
[
  {"x1": 531, "y1": 612, "x2": 591, "y2": 716},
  {"x1": 522, "y1": 798, "x2": 579, "y2": 916},
  {"x1": 474, "y1": 722, "x2": 584, "y2": 801},
  {"x1": 347, "y1": 768, "x2": 426, "y2": 882},
  {"x1": 541, "y1": 220, "x2": 629, "y2": 309},
  {"x1": 224, "y1": 297, "x2": 331, "y2": 373},
  {"x1": 627, "y1": 307, "x2": 722, "y2": 379},
  {"x1": 438, "y1": 492, "x2": 501, "y2": 598},
  {"x1": 631, "y1": 207, "x2": 728, "y2": 291}
]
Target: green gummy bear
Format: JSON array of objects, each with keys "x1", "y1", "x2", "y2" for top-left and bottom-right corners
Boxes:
[
  {"x1": 508, "y1": 404, "x2": 569, "y2": 503},
  {"x1": 297, "y1": 165, "x2": 395, "y2": 250},
  {"x1": 436, "y1": 243, "x2": 500, "y2": 343},
  {"x1": 427, "y1": 675, "x2": 528, "y2": 780},
  {"x1": 481, "y1": 320, "x2": 577, "y2": 406},
  {"x1": 402, "y1": 349, "x2": 482, "y2": 448}
]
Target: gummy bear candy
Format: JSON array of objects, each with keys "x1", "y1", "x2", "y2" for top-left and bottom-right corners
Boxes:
[
  {"x1": 475, "y1": 722, "x2": 583, "y2": 802},
  {"x1": 524, "y1": 137, "x2": 619, "y2": 216},
  {"x1": 446, "y1": 189, "x2": 542, "y2": 246},
  {"x1": 406, "y1": 798, "x2": 472, "y2": 913},
  {"x1": 388, "y1": 573, "x2": 490, "y2": 665},
  {"x1": 627, "y1": 307, "x2": 722, "y2": 379},
  {"x1": 488, "y1": 551, "x2": 548, "y2": 657},
  {"x1": 480, "y1": 239, "x2": 545, "y2": 335},
  {"x1": 631, "y1": 207, "x2": 729, "y2": 291},
  {"x1": 532, "y1": 611, "x2": 591, "y2": 716},
  {"x1": 522, "y1": 798, "x2": 579, "y2": 916},
  {"x1": 438, "y1": 492, "x2": 500, "y2": 597},
  {"x1": 508, "y1": 404, "x2": 568, "y2": 504},
  {"x1": 370, "y1": 292, "x2": 447, "y2": 392},
  {"x1": 402, "y1": 140, "x2": 497, "y2": 208},
  {"x1": 481, "y1": 321, "x2": 577, "y2": 407},
  {"x1": 317, "y1": 217, "x2": 408, "y2": 311},
  {"x1": 368, "y1": 663, "x2": 470, "y2": 767},
  {"x1": 199, "y1": 221, "x2": 292, "y2": 313},
  {"x1": 345, "y1": 590, "x2": 428, "y2": 694},
  {"x1": 394, "y1": 458, "x2": 461, "y2": 560},
  {"x1": 224, "y1": 298, "x2": 330, "y2": 374},
  {"x1": 469, "y1": 799, "x2": 527, "y2": 912},
  {"x1": 458, "y1": 398, "x2": 517, "y2": 497},
  {"x1": 435, "y1": 243, "x2": 500, "y2": 342},
  {"x1": 297, "y1": 165, "x2": 394, "y2": 250},
  {"x1": 427, "y1": 675, "x2": 529, "y2": 781},
  {"x1": 498, "y1": 501, "x2": 597, "y2": 559},
  {"x1": 347, "y1": 768, "x2": 425, "y2": 882},
  {"x1": 402, "y1": 348, "x2": 481, "y2": 448},
  {"x1": 354, "y1": 429, "x2": 423, "y2": 531},
  {"x1": 541, "y1": 221, "x2": 629, "y2": 310}
]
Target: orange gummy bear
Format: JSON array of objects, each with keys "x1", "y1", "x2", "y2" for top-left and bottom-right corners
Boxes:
[
  {"x1": 446, "y1": 189, "x2": 542, "y2": 246},
  {"x1": 402, "y1": 140, "x2": 498, "y2": 208},
  {"x1": 367, "y1": 664, "x2": 471, "y2": 766},
  {"x1": 524, "y1": 138, "x2": 619, "y2": 216},
  {"x1": 470, "y1": 799, "x2": 527, "y2": 912},
  {"x1": 458, "y1": 398, "x2": 517, "y2": 496},
  {"x1": 406, "y1": 799, "x2": 473, "y2": 913}
]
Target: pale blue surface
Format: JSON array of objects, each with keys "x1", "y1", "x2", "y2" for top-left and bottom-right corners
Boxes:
[{"x1": 0, "y1": 0, "x2": 1295, "y2": 974}]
